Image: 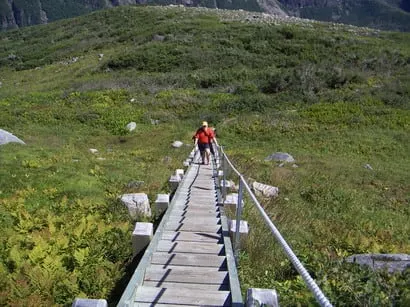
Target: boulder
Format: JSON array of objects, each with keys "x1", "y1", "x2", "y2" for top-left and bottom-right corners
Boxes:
[
  {"x1": 252, "y1": 181, "x2": 279, "y2": 198},
  {"x1": 120, "y1": 193, "x2": 151, "y2": 218},
  {"x1": 153, "y1": 34, "x2": 165, "y2": 41},
  {"x1": 89, "y1": 148, "x2": 98, "y2": 154},
  {"x1": 265, "y1": 152, "x2": 295, "y2": 163},
  {"x1": 172, "y1": 141, "x2": 183, "y2": 148},
  {"x1": 126, "y1": 122, "x2": 137, "y2": 132},
  {"x1": 0, "y1": 129, "x2": 25, "y2": 145},
  {"x1": 346, "y1": 254, "x2": 410, "y2": 273}
]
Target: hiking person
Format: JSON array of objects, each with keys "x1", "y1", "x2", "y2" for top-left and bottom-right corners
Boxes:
[{"x1": 193, "y1": 121, "x2": 218, "y2": 165}]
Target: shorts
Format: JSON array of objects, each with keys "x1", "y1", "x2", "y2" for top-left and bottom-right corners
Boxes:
[{"x1": 198, "y1": 143, "x2": 210, "y2": 153}]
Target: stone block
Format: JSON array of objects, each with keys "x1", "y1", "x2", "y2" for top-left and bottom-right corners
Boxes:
[
  {"x1": 224, "y1": 193, "x2": 244, "y2": 211},
  {"x1": 169, "y1": 175, "x2": 181, "y2": 192},
  {"x1": 220, "y1": 179, "x2": 232, "y2": 196},
  {"x1": 229, "y1": 219, "x2": 249, "y2": 248},
  {"x1": 175, "y1": 169, "x2": 184, "y2": 179},
  {"x1": 155, "y1": 194, "x2": 170, "y2": 214},
  {"x1": 120, "y1": 193, "x2": 151, "y2": 218},
  {"x1": 72, "y1": 298, "x2": 108, "y2": 307},
  {"x1": 132, "y1": 222, "x2": 153, "y2": 256},
  {"x1": 246, "y1": 288, "x2": 279, "y2": 307}
]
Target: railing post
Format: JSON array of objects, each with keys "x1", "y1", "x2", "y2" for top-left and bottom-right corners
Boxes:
[{"x1": 234, "y1": 177, "x2": 244, "y2": 263}]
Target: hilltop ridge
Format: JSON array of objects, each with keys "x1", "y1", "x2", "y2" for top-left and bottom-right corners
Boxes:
[{"x1": 0, "y1": 0, "x2": 409, "y2": 31}]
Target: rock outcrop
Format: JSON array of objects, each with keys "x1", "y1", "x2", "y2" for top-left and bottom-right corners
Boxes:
[{"x1": 0, "y1": 129, "x2": 25, "y2": 145}]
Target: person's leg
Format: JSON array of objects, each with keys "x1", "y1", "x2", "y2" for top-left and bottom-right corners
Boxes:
[
  {"x1": 201, "y1": 150, "x2": 206, "y2": 164},
  {"x1": 204, "y1": 148, "x2": 211, "y2": 165}
]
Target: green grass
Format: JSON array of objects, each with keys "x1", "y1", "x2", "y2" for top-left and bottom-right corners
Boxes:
[{"x1": 0, "y1": 5, "x2": 409, "y2": 306}]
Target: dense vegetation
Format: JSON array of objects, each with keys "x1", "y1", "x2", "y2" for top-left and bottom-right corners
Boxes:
[{"x1": 0, "y1": 6, "x2": 409, "y2": 306}]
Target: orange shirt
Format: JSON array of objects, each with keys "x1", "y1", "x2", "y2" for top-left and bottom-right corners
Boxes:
[{"x1": 194, "y1": 128, "x2": 214, "y2": 144}]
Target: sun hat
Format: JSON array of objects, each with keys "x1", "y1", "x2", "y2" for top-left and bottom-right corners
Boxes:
[{"x1": 202, "y1": 121, "x2": 208, "y2": 127}]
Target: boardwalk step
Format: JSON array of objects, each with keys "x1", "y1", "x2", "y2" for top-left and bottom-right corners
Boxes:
[
  {"x1": 164, "y1": 223, "x2": 221, "y2": 233},
  {"x1": 143, "y1": 281, "x2": 229, "y2": 291},
  {"x1": 167, "y1": 216, "x2": 220, "y2": 225},
  {"x1": 161, "y1": 231, "x2": 222, "y2": 243},
  {"x1": 151, "y1": 252, "x2": 227, "y2": 268},
  {"x1": 134, "y1": 286, "x2": 231, "y2": 306},
  {"x1": 156, "y1": 240, "x2": 225, "y2": 254},
  {"x1": 144, "y1": 264, "x2": 229, "y2": 285}
]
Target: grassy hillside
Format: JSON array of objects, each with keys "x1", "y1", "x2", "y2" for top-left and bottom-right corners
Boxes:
[{"x1": 0, "y1": 6, "x2": 409, "y2": 306}]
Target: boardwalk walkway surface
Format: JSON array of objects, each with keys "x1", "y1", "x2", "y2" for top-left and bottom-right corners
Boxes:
[{"x1": 118, "y1": 155, "x2": 243, "y2": 306}]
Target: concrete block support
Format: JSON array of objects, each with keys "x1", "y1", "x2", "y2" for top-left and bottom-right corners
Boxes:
[
  {"x1": 132, "y1": 222, "x2": 153, "y2": 256},
  {"x1": 229, "y1": 219, "x2": 249, "y2": 248},
  {"x1": 220, "y1": 179, "x2": 232, "y2": 195},
  {"x1": 155, "y1": 193, "x2": 170, "y2": 214},
  {"x1": 72, "y1": 298, "x2": 108, "y2": 307},
  {"x1": 175, "y1": 169, "x2": 184, "y2": 179},
  {"x1": 169, "y1": 175, "x2": 181, "y2": 192},
  {"x1": 224, "y1": 193, "x2": 244, "y2": 212},
  {"x1": 246, "y1": 288, "x2": 279, "y2": 307}
]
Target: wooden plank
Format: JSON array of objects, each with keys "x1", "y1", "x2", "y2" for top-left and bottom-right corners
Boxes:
[
  {"x1": 156, "y1": 240, "x2": 224, "y2": 254},
  {"x1": 164, "y1": 223, "x2": 221, "y2": 233},
  {"x1": 134, "y1": 286, "x2": 231, "y2": 306},
  {"x1": 173, "y1": 204, "x2": 217, "y2": 210},
  {"x1": 144, "y1": 265, "x2": 229, "y2": 285},
  {"x1": 167, "y1": 216, "x2": 219, "y2": 225},
  {"x1": 143, "y1": 281, "x2": 229, "y2": 291},
  {"x1": 161, "y1": 231, "x2": 222, "y2": 243},
  {"x1": 151, "y1": 252, "x2": 227, "y2": 268},
  {"x1": 169, "y1": 210, "x2": 219, "y2": 218}
]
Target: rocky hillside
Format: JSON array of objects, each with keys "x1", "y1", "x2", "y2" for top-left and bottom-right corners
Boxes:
[
  {"x1": 278, "y1": 0, "x2": 410, "y2": 31},
  {"x1": 0, "y1": 0, "x2": 409, "y2": 31}
]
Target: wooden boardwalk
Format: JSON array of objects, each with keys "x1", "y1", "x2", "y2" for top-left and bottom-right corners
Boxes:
[{"x1": 118, "y1": 155, "x2": 243, "y2": 306}]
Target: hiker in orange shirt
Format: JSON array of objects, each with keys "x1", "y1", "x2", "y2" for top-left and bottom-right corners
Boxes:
[{"x1": 193, "y1": 121, "x2": 218, "y2": 165}]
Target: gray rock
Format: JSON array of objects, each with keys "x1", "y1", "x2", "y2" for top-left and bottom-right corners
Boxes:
[
  {"x1": 150, "y1": 119, "x2": 160, "y2": 125},
  {"x1": 153, "y1": 34, "x2": 165, "y2": 41},
  {"x1": 364, "y1": 163, "x2": 373, "y2": 170},
  {"x1": 252, "y1": 181, "x2": 279, "y2": 198},
  {"x1": 126, "y1": 122, "x2": 137, "y2": 132},
  {"x1": 172, "y1": 141, "x2": 183, "y2": 148},
  {"x1": 72, "y1": 298, "x2": 107, "y2": 307},
  {"x1": 127, "y1": 180, "x2": 144, "y2": 189},
  {"x1": 265, "y1": 152, "x2": 295, "y2": 163},
  {"x1": 120, "y1": 193, "x2": 151, "y2": 218},
  {"x1": 89, "y1": 148, "x2": 98, "y2": 154},
  {"x1": 346, "y1": 254, "x2": 410, "y2": 273},
  {"x1": 0, "y1": 129, "x2": 25, "y2": 145}
]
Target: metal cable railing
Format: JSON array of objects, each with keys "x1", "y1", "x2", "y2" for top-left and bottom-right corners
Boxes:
[{"x1": 215, "y1": 145, "x2": 333, "y2": 307}]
